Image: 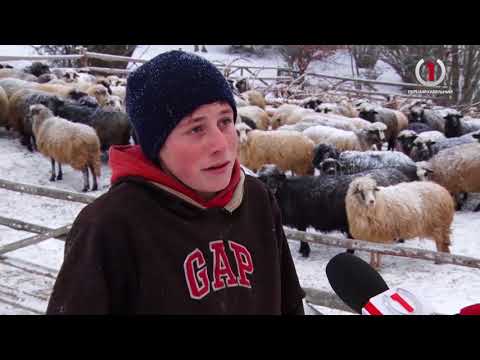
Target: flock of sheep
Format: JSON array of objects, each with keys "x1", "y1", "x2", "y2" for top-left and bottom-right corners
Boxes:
[
  {"x1": 1, "y1": 61, "x2": 479, "y2": 268},
  {"x1": 230, "y1": 80, "x2": 480, "y2": 268},
  {"x1": 0, "y1": 62, "x2": 130, "y2": 192}
]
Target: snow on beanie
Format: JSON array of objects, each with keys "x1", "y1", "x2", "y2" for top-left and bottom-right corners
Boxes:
[{"x1": 126, "y1": 50, "x2": 237, "y2": 164}]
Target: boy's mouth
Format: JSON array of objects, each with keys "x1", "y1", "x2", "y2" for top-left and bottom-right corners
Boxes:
[{"x1": 204, "y1": 161, "x2": 230, "y2": 171}]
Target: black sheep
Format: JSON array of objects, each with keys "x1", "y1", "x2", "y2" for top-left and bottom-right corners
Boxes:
[
  {"x1": 56, "y1": 102, "x2": 131, "y2": 153},
  {"x1": 444, "y1": 113, "x2": 480, "y2": 138}
]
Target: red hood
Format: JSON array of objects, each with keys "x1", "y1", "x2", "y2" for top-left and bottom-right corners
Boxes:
[{"x1": 108, "y1": 145, "x2": 241, "y2": 209}]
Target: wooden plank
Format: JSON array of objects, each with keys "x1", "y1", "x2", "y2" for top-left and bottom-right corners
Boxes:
[
  {"x1": 0, "y1": 225, "x2": 72, "y2": 256},
  {"x1": 0, "y1": 216, "x2": 67, "y2": 241},
  {"x1": 0, "y1": 178, "x2": 96, "y2": 204},
  {"x1": 303, "y1": 287, "x2": 356, "y2": 313},
  {"x1": 0, "y1": 256, "x2": 58, "y2": 279},
  {"x1": 0, "y1": 294, "x2": 43, "y2": 315},
  {"x1": 0, "y1": 55, "x2": 83, "y2": 62},
  {"x1": 84, "y1": 51, "x2": 148, "y2": 64},
  {"x1": 284, "y1": 228, "x2": 480, "y2": 269}
]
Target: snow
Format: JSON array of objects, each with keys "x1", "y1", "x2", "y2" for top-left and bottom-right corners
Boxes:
[{"x1": 1, "y1": 45, "x2": 480, "y2": 315}]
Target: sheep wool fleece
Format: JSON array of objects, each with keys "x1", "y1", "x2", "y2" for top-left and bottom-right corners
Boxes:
[{"x1": 46, "y1": 149, "x2": 305, "y2": 314}]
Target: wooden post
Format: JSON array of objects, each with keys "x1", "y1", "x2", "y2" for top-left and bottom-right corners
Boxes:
[{"x1": 78, "y1": 46, "x2": 88, "y2": 68}]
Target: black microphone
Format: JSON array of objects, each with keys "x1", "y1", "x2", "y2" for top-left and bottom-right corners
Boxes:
[
  {"x1": 326, "y1": 253, "x2": 437, "y2": 315},
  {"x1": 326, "y1": 252, "x2": 388, "y2": 314}
]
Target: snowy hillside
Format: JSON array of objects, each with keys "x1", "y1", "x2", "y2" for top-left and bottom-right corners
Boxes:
[{"x1": 0, "y1": 45, "x2": 479, "y2": 315}]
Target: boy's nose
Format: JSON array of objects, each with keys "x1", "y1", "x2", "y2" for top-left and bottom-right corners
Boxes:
[{"x1": 207, "y1": 127, "x2": 229, "y2": 153}]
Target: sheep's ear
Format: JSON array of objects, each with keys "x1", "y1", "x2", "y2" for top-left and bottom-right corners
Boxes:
[{"x1": 374, "y1": 187, "x2": 381, "y2": 192}]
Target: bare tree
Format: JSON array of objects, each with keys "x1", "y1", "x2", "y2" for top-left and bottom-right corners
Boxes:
[
  {"x1": 351, "y1": 45, "x2": 380, "y2": 69},
  {"x1": 276, "y1": 45, "x2": 344, "y2": 76}
]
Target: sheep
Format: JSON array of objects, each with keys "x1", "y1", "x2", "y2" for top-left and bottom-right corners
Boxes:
[
  {"x1": 258, "y1": 165, "x2": 413, "y2": 257},
  {"x1": 409, "y1": 131, "x2": 447, "y2": 161},
  {"x1": 237, "y1": 125, "x2": 315, "y2": 175},
  {"x1": 313, "y1": 147, "x2": 419, "y2": 181},
  {"x1": 0, "y1": 86, "x2": 8, "y2": 129},
  {"x1": 0, "y1": 69, "x2": 37, "y2": 82},
  {"x1": 303, "y1": 113, "x2": 372, "y2": 131},
  {"x1": 86, "y1": 84, "x2": 110, "y2": 106},
  {"x1": 410, "y1": 107, "x2": 446, "y2": 132},
  {"x1": 444, "y1": 113, "x2": 480, "y2": 138},
  {"x1": 37, "y1": 73, "x2": 58, "y2": 84},
  {"x1": 89, "y1": 108, "x2": 132, "y2": 152},
  {"x1": 234, "y1": 95, "x2": 249, "y2": 108},
  {"x1": 240, "y1": 90, "x2": 266, "y2": 109},
  {"x1": 346, "y1": 176, "x2": 454, "y2": 268},
  {"x1": 406, "y1": 121, "x2": 434, "y2": 134},
  {"x1": 396, "y1": 130, "x2": 418, "y2": 156},
  {"x1": 236, "y1": 114, "x2": 256, "y2": 130},
  {"x1": 302, "y1": 122, "x2": 387, "y2": 152},
  {"x1": 111, "y1": 85, "x2": 126, "y2": 101},
  {"x1": 24, "y1": 62, "x2": 51, "y2": 77},
  {"x1": 107, "y1": 75, "x2": 123, "y2": 87},
  {"x1": 316, "y1": 100, "x2": 358, "y2": 118},
  {"x1": 104, "y1": 95, "x2": 124, "y2": 111},
  {"x1": 416, "y1": 140, "x2": 480, "y2": 210},
  {"x1": 29, "y1": 104, "x2": 101, "y2": 192},
  {"x1": 278, "y1": 122, "x2": 319, "y2": 132},
  {"x1": 427, "y1": 131, "x2": 480, "y2": 159},
  {"x1": 55, "y1": 101, "x2": 132, "y2": 152},
  {"x1": 8, "y1": 89, "x2": 65, "y2": 151},
  {"x1": 237, "y1": 106, "x2": 271, "y2": 130},
  {"x1": 31, "y1": 83, "x2": 88, "y2": 101},
  {"x1": 51, "y1": 68, "x2": 80, "y2": 83},
  {"x1": 299, "y1": 97, "x2": 322, "y2": 110},
  {"x1": 270, "y1": 104, "x2": 315, "y2": 129},
  {"x1": 358, "y1": 104, "x2": 408, "y2": 150},
  {"x1": 0, "y1": 78, "x2": 34, "y2": 99}
]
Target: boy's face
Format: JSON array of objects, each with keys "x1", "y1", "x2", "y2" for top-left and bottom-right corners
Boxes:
[{"x1": 159, "y1": 102, "x2": 238, "y2": 199}]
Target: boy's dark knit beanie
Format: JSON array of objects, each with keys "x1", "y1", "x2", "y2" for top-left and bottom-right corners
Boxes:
[{"x1": 126, "y1": 50, "x2": 237, "y2": 164}]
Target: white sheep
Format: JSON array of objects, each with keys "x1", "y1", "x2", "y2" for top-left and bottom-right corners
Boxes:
[
  {"x1": 270, "y1": 104, "x2": 316, "y2": 129},
  {"x1": 111, "y1": 85, "x2": 126, "y2": 101},
  {"x1": 240, "y1": 90, "x2": 266, "y2": 109},
  {"x1": 237, "y1": 124, "x2": 315, "y2": 175},
  {"x1": 316, "y1": 100, "x2": 358, "y2": 118},
  {"x1": 29, "y1": 104, "x2": 102, "y2": 192},
  {"x1": 302, "y1": 113, "x2": 372, "y2": 132},
  {"x1": 346, "y1": 176, "x2": 455, "y2": 268},
  {"x1": 302, "y1": 122, "x2": 387, "y2": 152},
  {"x1": 237, "y1": 106, "x2": 271, "y2": 130}
]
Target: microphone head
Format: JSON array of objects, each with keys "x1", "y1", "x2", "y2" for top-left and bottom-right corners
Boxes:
[{"x1": 326, "y1": 253, "x2": 389, "y2": 314}]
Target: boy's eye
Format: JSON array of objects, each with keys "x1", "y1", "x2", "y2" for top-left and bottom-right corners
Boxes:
[
  {"x1": 190, "y1": 126, "x2": 204, "y2": 134},
  {"x1": 220, "y1": 118, "x2": 233, "y2": 127}
]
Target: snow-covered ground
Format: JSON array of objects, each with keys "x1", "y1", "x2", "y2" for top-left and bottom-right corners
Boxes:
[{"x1": 0, "y1": 45, "x2": 479, "y2": 315}]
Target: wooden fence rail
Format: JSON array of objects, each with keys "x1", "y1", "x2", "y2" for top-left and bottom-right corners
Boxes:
[
  {"x1": 284, "y1": 228, "x2": 480, "y2": 269},
  {"x1": 0, "y1": 178, "x2": 95, "y2": 204}
]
